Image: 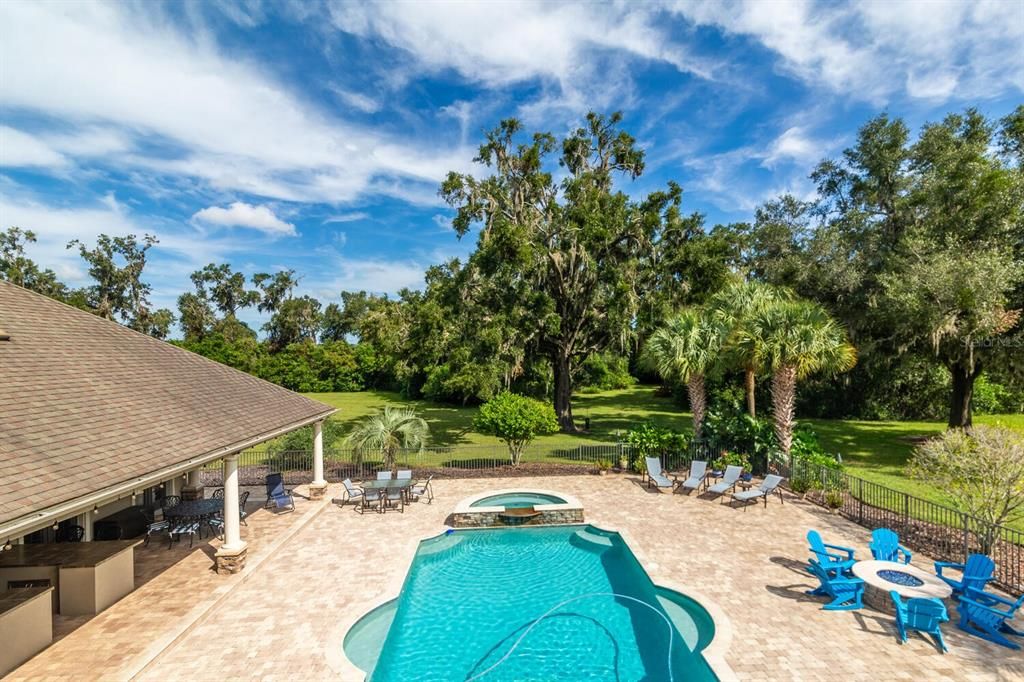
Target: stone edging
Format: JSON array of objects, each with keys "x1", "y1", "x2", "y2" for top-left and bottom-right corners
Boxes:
[{"x1": 126, "y1": 484, "x2": 334, "y2": 680}]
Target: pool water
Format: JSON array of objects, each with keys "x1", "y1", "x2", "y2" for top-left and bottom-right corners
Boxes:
[
  {"x1": 469, "y1": 492, "x2": 567, "y2": 508},
  {"x1": 358, "y1": 525, "x2": 717, "y2": 681}
]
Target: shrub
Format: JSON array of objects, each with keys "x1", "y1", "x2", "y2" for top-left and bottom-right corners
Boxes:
[
  {"x1": 909, "y1": 426, "x2": 1024, "y2": 550},
  {"x1": 624, "y1": 423, "x2": 690, "y2": 472},
  {"x1": 576, "y1": 352, "x2": 637, "y2": 391},
  {"x1": 712, "y1": 450, "x2": 751, "y2": 472},
  {"x1": 824, "y1": 485, "x2": 844, "y2": 509},
  {"x1": 474, "y1": 392, "x2": 559, "y2": 467}
]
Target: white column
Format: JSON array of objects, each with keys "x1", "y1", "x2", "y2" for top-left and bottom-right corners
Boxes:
[
  {"x1": 166, "y1": 475, "x2": 181, "y2": 498},
  {"x1": 312, "y1": 420, "x2": 326, "y2": 487},
  {"x1": 221, "y1": 454, "x2": 244, "y2": 552}
]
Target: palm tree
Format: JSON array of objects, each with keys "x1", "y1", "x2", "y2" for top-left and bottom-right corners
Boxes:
[
  {"x1": 743, "y1": 300, "x2": 856, "y2": 464},
  {"x1": 709, "y1": 281, "x2": 791, "y2": 418},
  {"x1": 344, "y1": 406, "x2": 430, "y2": 475},
  {"x1": 643, "y1": 308, "x2": 724, "y2": 438}
]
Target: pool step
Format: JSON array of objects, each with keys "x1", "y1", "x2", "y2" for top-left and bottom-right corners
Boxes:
[
  {"x1": 418, "y1": 532, "x2": 466, "y2": 557},
  {"x1": 571, "y1": 527, "x2": 615, "y2": 553}
]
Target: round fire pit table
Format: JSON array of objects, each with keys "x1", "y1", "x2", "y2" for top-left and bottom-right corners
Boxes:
[{"x1": 851, "y1": 559, "x2": 952, "y2": 613}]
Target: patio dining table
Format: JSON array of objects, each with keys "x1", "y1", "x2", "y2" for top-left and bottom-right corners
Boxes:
[{"x1": 163, "y1": 498, "x2": 223, "y2": 519}]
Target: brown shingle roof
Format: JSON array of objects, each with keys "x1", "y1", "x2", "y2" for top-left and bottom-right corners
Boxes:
[{"x1": 0, "y1": 281, "x2": 335, "y2": 526}]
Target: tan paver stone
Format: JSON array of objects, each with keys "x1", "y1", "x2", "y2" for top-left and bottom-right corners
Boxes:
[{"x1": 7, "y1": 476, "x2": 1024, "y2": 681}]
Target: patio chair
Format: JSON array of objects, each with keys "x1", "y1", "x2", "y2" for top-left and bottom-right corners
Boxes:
[
  {"x1": 212, "y1": 487, "x2": 225, "y2": 499},
  {"x1": 55, "y1": 524, "x2": 85, "y2": 542},
  {"x1": 870, "y1": 528, "x2": 912, "y2": 564},
  {"x1": 891, "y1": 591, "x2": 949, "y2": 653},
  {"x1": 169, "y1": 516, "x2": 202, "y2": 549},
  {"x1": 264, "y1": 473, "x2": 295, "y2": 512},
  {"x1": 377, "y1": 471, "x2": 393, "y2": 481},
  {"x1": 396, "y1": 470, "x2": 412, "y2": 479},
  {"x1": 362, "y1": 488, "x2": 383, "y2": 514},
  {"x1": 382, "y1": 487, "x2": 404, "y2": 514},
  {"x1": 706, "y1": 465, "x2": 743, "y2": 498},
  {"x1": 731, "y1": 474, "x2": 784, "y2": 510},
  {"x1": 238, "y1": 491, "x2": 250, "y2": 526},
  {"x1": 644, "y1": 457, "x2": 676, "y2": 491},
  {"x1": 806, "y1": 530, "x2": 857, "y2": 576},
  {"x1": 934, "y1": 554, "x2": 995, "y2": 595},
  {"x1": 161, "y1": 495, "x2": 181, "y2": 508},
  {"x1": 806, "y1": 559, "x2": 864, "y2": 611},
  {"x1": 410, "y1": 475, "x2": 434, "y2": 504},
  {"x1": 143, "y1": 508, "x2": 170, "y2": 546},
  {"x1": 677, "y1": 460, "x2": 708, "y2": 494},
  {"x1": 341, "y1": 479, "x2": 368, "y2": 509},
  {"x1": 956, "y1": 587, "x2": 1024, "y2": 649}
]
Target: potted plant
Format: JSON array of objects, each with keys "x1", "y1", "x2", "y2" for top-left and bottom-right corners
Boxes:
[{"x1": 595, "y1": 458, "x2": 612, "y2": 476}]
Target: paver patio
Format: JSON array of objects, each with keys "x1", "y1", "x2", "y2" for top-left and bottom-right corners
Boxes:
[{"x1": 7, "y1": 476, "x2": 1023, "y2": 681}]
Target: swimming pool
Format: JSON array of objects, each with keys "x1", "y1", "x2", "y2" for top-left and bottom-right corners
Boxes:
[
  {"x1": 469, "y1": 492, "x2": 567, "y2": 508},
  {"x1": 345, "y1": 525, "x2": 717, "y2": 681}
]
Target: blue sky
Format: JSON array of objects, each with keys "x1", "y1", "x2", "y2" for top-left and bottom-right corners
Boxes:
[{"x1": 1, "y1": 0, "x2": 1022, "y2": 334}]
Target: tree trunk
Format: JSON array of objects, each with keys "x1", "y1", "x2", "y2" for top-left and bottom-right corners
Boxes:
[
  {"x1": 687, "y1": 374, "x2": 707, "y2": 438},
  {"x1": 553, "y1": 353, "x2": 577, "y2": 432},
  {"x1": 948, "y1": 361, "x2": 980, "y2": 429},
  {"x1": 744, "y1": 367, "x2": 756, "y2": 418},
  {"x1": 771, "y1": 365, "x2": 797, "y2": 466}
]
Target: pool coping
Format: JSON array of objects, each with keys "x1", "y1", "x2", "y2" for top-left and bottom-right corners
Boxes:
[
  {"x1": 326, "y1": 521, "x2": 738, "y2": 682},
  {"x1": 452, "y1": 487, "x2": 584, "y2": 514}
]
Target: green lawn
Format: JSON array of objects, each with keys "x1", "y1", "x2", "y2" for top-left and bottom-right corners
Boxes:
[{"x1": 304, "y1": 386, "x2": 1023, "y2": 522}]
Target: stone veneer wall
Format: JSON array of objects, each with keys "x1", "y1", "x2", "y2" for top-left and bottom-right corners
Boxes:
[{"x1": 452, "y1": 508, "x2": 584, "y2": 528}]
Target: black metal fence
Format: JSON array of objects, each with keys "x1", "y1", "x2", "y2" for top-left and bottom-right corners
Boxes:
[
  {"x1": 201, "y1": 438, "x2": 1023, "y2": 595},
  {"x1": 778, "y1": 455, "x2": 1023, "y2": 596}
]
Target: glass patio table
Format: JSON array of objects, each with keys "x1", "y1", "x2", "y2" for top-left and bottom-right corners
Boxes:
[{"x1": 163, "y1": 498, "x2": 223, "y2": 518}]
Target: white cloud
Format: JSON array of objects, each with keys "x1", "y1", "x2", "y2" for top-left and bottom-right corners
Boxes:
[
  {"x1": 0, "y1": 1, "x2": 472, "y2": 204},
  {"x1": 192, "y1": 201, "x2": 296, "y2": 236},
  {"x1": 330, "y1": 86, "x2": 381, "y2": 114},
  {"x1": 761, "y1": 126, "x2": 824, "y2": 168},
  {"x1": 323, "y1": 211, "x2": 369, "y2": 224},
  {"x1": 669, "y1": 0, "x2": 1024, "y2": 103},
  {"x1": 0, "y1": 126, "x2": 68, "y2": 168}
]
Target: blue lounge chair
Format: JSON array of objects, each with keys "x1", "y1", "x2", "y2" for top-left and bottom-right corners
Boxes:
[
  {"x1": 732, "y1": 474, "x2": 784, "y2": 510},
  {"x1": 806, "y1": 559, "x2": 864, "y2": 610},
  {"x1": 935, "y1": 554, "x2": 995, "y2": 595},
  {"x1": 264, "y1": 472, "x2": 295, "y2": 512},
  {"x1": 707, "y1": 465, "x2": 743, "y2": 498},
  {"x1": 807, "y1": 529, "x2": 856, "y2": 576},
  {"x1": 956, "y1": 587, "x2": 1024, "y2": 650},
  {"x1": 678, "y1": 460, "x2": 708, "y2": 494},
  {"x1": 870, "y1": 528, "x2": 911, "y2": 564},
  {"x1": 644, "y1": 457, "x2": 676, "y2": 491},
  {"x1": 890, "y1": 591, "x2": 949, "y2": 653}
]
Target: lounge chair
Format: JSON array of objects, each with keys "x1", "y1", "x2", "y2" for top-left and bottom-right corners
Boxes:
[
  {"x1": 706, "y1": 465, "x2": 742, "y2": 498},
  {"x1": 644, "y1": 457, "x2": 676, "y2": 491},
  {"x1": 956, "y1": 587, "x2": 1024, "y2": 649},
  {"x1": 377, "y1": 471, "x2": 393, "y2": 481},
  {"x1": 807, "y1": 530, "x2": 857, "y2": 576},
  {"x1": 410, "y1": 475, "x2": 434, "y2": 504},
  {"x1": 238, "y1": 490, "x2": 250, "y2": 525},
  {"x1": 891, "y1": 591, "x2": 949, "y2": 653},
  {"x1": 264, "y1": 473, "x2": 295, "y2": 512},
  {"x1": 935, "y1": 554, "x2": 995, "y2": 595},
  {"x1": 678, "y1": 460, "x2": 708, "y2": 494},
  {"x1": 806, "y1": 559, "x2": 864, "y2": 610},
  {"x1": 870, "y1": 528, "x2": 912, "y2": 564},
  {"x1": 731, "y1": 474, "x2": 784, "y2": 510}
]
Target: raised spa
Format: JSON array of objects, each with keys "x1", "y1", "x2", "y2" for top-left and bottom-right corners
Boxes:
[{"x1": 452, "y1": 488, "x2": 584, "y2": 527}]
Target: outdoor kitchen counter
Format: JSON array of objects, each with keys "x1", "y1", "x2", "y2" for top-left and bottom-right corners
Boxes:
[
  {"x1": 0, "y1": 587, "x2": 53, "y2": 676},
  {"x1": 0, "y1": 540, "x2": 141, "y2": 615}
]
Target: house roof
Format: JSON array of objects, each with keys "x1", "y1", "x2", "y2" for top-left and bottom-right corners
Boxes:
[{"x1": 0, "y1": 281, "x2": 335, "y2": 527}]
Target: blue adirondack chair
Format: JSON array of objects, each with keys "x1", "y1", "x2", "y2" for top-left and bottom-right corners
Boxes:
[
  {"x1": 869, "y1": 528, "x2": 912, "y2": 564},
  {"x1": 956, "y1": 587, "x2": 1024, "y2": 649},
  {"x1": 806, "y1": 559, "x2": 864, "y2": 611},
  {"x1": 264, "y1": 472, "x2": 295, "y2": 512},
  {"x1": 890, "y1": 591, "x2": 949, "y2": 653},
  {"x1": 935, "y1": 554, "x2": 996, "y2": 595},
  {"x1": 807, "y1": 530, "x2": 856, "y2": 576}
]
